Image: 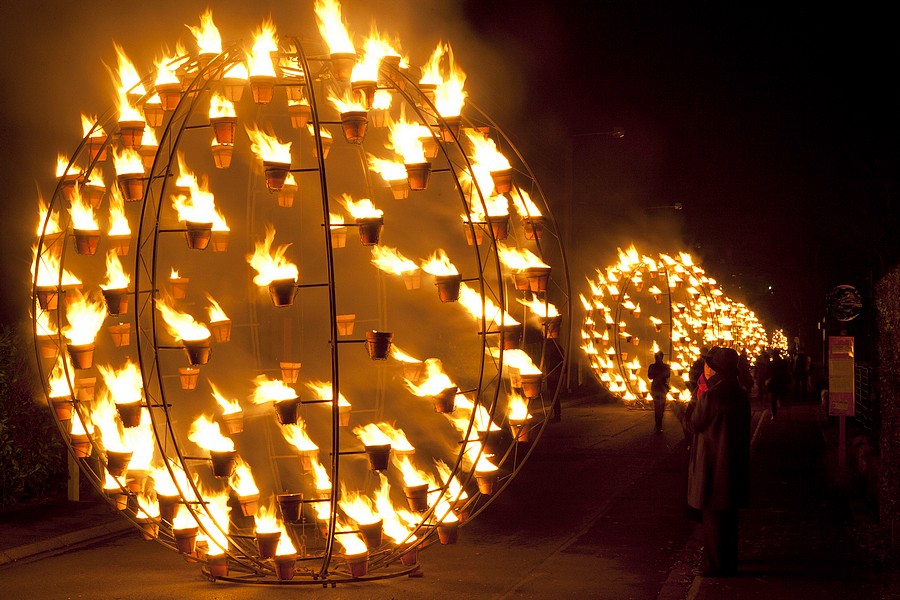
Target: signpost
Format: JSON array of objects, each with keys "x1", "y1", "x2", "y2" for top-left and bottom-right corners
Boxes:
[{"x1": 828, "y1": 336, "x2": 855, "y2": 471}]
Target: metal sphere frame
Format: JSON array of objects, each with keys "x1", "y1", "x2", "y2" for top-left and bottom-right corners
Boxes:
[{"x1": 31, "y1": 34, "x2": 571, "y2": 585}]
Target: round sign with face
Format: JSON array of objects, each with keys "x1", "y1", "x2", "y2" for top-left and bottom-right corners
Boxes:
[{"x1": 826, "y1": 285, "x2": 863, "y2": 321}]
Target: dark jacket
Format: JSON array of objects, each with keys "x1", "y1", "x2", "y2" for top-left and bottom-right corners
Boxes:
[
  {"x1": 684, "y1": 372, "x2": 751, "y2": 511},
  {"x1": 647, "y1": 361, "x2": 671, "y2": 395}
]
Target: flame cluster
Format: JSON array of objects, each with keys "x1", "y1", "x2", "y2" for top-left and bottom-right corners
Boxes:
[{"x1": 581, "y1": 246, "x2": 767, "y2": 404}]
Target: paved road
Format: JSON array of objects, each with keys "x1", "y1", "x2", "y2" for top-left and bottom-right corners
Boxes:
[{"x1": 0, "y1": 400, "x2": 698, "y2": 599}]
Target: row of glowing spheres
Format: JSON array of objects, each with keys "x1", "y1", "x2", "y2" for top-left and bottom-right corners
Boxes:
[
  {"x1": 580, "y1": 246, "x2": 767, "y2": 404},
  {"x1": 32, "y1": 1, "x2": 556, "y2": 583}
]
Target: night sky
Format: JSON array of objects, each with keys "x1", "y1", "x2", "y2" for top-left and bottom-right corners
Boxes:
[{"x1": 1, "y1": 1, "x2": 896, "y2": 352}]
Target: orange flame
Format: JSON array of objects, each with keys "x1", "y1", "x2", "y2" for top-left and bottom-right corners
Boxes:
[
  {"x1": 246, "y1": 225, "x2": 299, "y2": 286},
  {"x1": 62, "y1": 290, "x2": 106, "y2": 346},
  {"x1": 156, "y1": 297, "x2": 210, "y2": 341}
]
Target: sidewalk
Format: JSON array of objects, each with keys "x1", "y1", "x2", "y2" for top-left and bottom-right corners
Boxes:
[
  {"x1": 680, "y1": 398, "x2": 898, "y2": 599},
  {"x1": 0, "y1": 496, "x2": 131, "y2": 567}
]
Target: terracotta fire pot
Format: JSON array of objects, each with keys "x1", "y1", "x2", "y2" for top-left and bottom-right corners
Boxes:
[
  {"x1": 274, "y1": 397, "x2": 301, "y2": 425},
  {"x1": 71, "y1": 433, "x2": 91, "y2": 458},
  {"x1": 400, "y1": 544, "x2": 419, "y2": 566},
  {"x1": 182, "y1": 337, "x2": 211, "y2": 366},
  {"x1": 277, "y1": 185, "x2": 296, "y2": 208},
  {"x1": 351, "y1": 80, "x2": 376, "y2": 109},
  {"x1": 279, "y1": 361, "x2": 301, "y2": 383},
  {"x1": 156, "y1": 82, "x2": 182, "y2": 111},
  {"x1": 67, "y1": 342, "x2": 95, "y2": 370},
  {"x1": 105, "y1": 488, "x2": 128, "y2": 511},
  {"x1": 37, "y1": 335, "x2": 60, "y2": 360},
  {"x1": 105, "y1": 449, "x2": 133, "y2": 477},
  {"x1": 210, "y1": 449, "x2": 238, "y2": 478},
  {"x1": 336, "y1": 314, "x2": 356, "y2": 336},
  {"x1": 339, "y1": 404, "x2": 352, "y2": 427},
  {"x1": 364, "y1": 443, "x2": 391, "y2": 471},
  {"x1": 116, "y1": 401, "x2": 142, "y2": 428},
  {"x1": 179, "y1": 366, "x2": 200, "y2": 390},
  {"x1": 274, "y1": 554, "x2": 296, "y2": 580},
  {"x1": 440, "y1": 116, "x2": 462, "y2": 143},
  {"x1": 184, "y1": 221, "x2": 213, "y2": 250},
  {"x1": 403, "y1": 270, "x2": 421, "y2": 290},
  {"x1": 51, "y1": 396, "x2": 74, "y2": 421},
  {"x1": 102, "y1": 287, "x2": 129, "y2": 316},
  {"x1": 434, "y1": 274, "x2": 462, "y2": 302},
  {"x1": 490, "y1": 168, "x2": 514, "y2": 194},
  {"x1": 117, "y1": 174, "x2": 145, "y2": 202},
  {"x1": 268, "y1": 278, "x2": 297, "y2": 307},
  {"x1": 437, "y1": 522, "x2": 459, "y2": 545},
  {"x1": 108, "y1": 234, "x2": 131, "y2": 256},
  {"x1": 158, "y1": 494, "x2": 179, "y2": 524},
  {"x1": 519, "y1": 372, "x2": 543, "y2": 398},
  {"x1": 464, "y1": 224, "x2": 484, "y2": 246},
  {"x1": 340, "y1": 111, "x2": 368, "y2": 144},
  {"x1": 125, "y1": 469, "x2": 148, "y2": 494},
  {"x1": 263, "y1": 161, "x2": 290, "y2": 192},
  {"x1": 356, "y1": 217, "x2": 383, "y2": 246},
  {"x1": 82, "y1": 184, "x2": 106, "y2": 209},
  {"x1": 174, "y1": 526, "x2": 199, "y2": 554},
  {"x1": 475, "y1": 470, "x2": 498, "y2": 495},
  {"x1": 403, "y1": 484, "x2": 428, "y2": 512},
  {"x1": 75, "y1": 377, "x2": 96, "y2": 402},
  {"x1": 389, "y1": 179, "x2": 410, "y2": 200},
  {"x1": 221, "y1": 411, "x2": 244, "y2": 434},
  {"x1": 108, "y1": 322, "x2": 131, "y2": 347},
  {"x1": 365, "y1": 331, "x2": 393, "y2": 360},
  {"x1": 209, "y1": 319, "x2": 231, "y2": 343},
  {"x1": 238, "y1": 493, "x2": 259, "y2": 517},
  {"x1": 35, "y1": 285, "x2": 66, "y2": 310},
  {"x1": 431, "y1": 386, "x2": 457, "y2": 413},
  {"x1": 73, "y1": 229, "x2": 101, "y2": 255},
  {"x1": 487, "y1": 214, "x2": 510, "y2": 240},
  {"x1": 118, "y1": 120, "x2": 145, "y2": 149},
  {"x1": 221, "y1": 78, "x2": 246, "y2": 102},
  {"x1": 312, "y1": 136, "x2": 333, "y2": 159},
  {"x1": 136, "y1": 516, "x2": 160, "y2": 541},
  {"x1": 256, "y1": 530, "x2": 281, "y2": 559},
  {"x1": 525, "y1": 266, "x2": 551, "y2": 292},
  {"x1": 404, "y1": 162, "x2": 431, "y2": 191},
  {"x1": 422, "y1": 137, "x2": 439, "y2": 160},
  {"x1": 500, "y1": 324, "x2": 522, "y2": 350},
  {"x1": 207, "y1": 554, "x2": 228, "y2": 578},
  {"x1": 143, "y1": 103, "x2": 163, "y2": 127},
  {"x1": 209, "y1": 116, "x2": 236, "y2": 145},
  {"x1": 358, "y1": 520, "x2": 383, "y2": 549},
  {"x1": 543, "y1": 315, "x2": 562, "y2": 339},
  {"x1": 401, "y1": 361, "x2": 423, "y2": 382},
  {"x1": 87, "y1": 135, "x2": 108, "y2": 162},
  {"x1": 345, "y1": 551, "x2": 369, "y2": 578},
  {"x1": 211, "y1": 144, "x2": 233, "y2": 169},
  {"x1": 288, "y1": 103, "x2": 311, "y2": 129},
  {"x1": 330, "y1": 226, "x2": 347, "y2": 248},
  {"x1": 249, "y1": 75, "x2": 276, "y2": 104},
  {"x1": 168, "y1": 277, "x2": 189, "y2": 299},
  {"x1": 329, "y1": 52, "x2": 357, "y2": 82},
  {"x1": 513, "y1": 271, "x2": 529, "y2": 291},
  {"x1": 510, "y1": 418, "x2": 532, "y2": 443},
  {"x1": 277, "y1": 492, "x2": 303, "y2": 523}
]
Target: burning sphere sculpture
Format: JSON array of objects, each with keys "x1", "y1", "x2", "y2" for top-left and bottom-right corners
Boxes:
[
  {"x1": 30, "y1": 5, "x2": 570, "y2": 585},
  {"x1": 580, "y1": 246, "x2": 766, "y2": 406}
]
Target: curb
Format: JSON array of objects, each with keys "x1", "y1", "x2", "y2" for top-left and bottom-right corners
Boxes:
[{"x1": 0, "y1": 518, "x2": 133, "y2": 567}]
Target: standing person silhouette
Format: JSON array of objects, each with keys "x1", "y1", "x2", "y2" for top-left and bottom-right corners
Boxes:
[
  {"x1": 647, "y1": 351, "x2": 671, "y2": 433},
  {"x1": 681, "y1": 347, "x2": 751, "y2": 577}
]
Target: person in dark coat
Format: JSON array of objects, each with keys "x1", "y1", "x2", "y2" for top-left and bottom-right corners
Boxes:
[
  {"x1": 737, "y1": 349, "x2": 753, "y2": 394},
  {"x1": 767, "y1": 349, "x2": 791, "y2": 418},
  {"x1": 681, "y1": 346, "x2": 751, "y2": 576},
  {"x1": 754, "y1": 349, "x2": 771, "y2": 403},
  {"x1": 647, "y1": 351, "x2": 671, "y2": 433}
]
